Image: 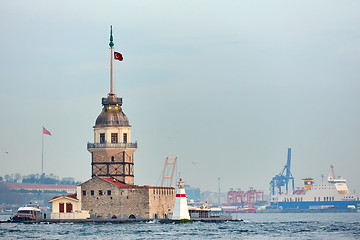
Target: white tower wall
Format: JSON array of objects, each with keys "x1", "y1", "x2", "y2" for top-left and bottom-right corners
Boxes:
[{"x1": 172, "y1": 180, "x2": 190, "y2": 220}]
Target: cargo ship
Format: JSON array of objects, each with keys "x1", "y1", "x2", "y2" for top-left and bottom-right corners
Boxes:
[
  {"x1": 269, "y1": 174, "x2": 360, "y2": 212},
  {"x1": 268, "y1": 149, "x2": 360, "y2": 212}
]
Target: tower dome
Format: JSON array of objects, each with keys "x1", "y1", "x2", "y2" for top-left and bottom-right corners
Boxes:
[{"x1": 95, "y1": 95, "x2": 130, "y2": 127}]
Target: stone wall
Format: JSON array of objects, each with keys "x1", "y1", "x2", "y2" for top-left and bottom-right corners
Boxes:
[
  {"x1": 51, "y1": 211, "x2": 90, "y2": 220},
  {"x1": 80, "y1": 177, "x2": 175, "y2": 219},
  {"x1": 149, "y1": 187, "x2": 176, "y2": 219}
]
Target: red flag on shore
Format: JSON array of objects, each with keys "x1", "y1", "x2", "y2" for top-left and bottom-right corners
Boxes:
[
  {"x1": 114, "y1": 52, "x2": 123, "y2": 61},
  {"x1": 43, "y1": 127, "x2": 52, "y2": 136}
]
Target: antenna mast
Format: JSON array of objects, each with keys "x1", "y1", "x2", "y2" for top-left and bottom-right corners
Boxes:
[{"x1": 330, "y1": 165, "x2": 335, "y2": 179}]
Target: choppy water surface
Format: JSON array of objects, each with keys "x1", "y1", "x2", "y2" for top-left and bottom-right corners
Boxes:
[{"x1": 1, "y1": 213, "x2": 360, "y2": 239}]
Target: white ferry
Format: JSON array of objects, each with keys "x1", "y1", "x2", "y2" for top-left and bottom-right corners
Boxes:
[
  {"x1": 188, "y1": 206, "x2": 233, "y2": 220},
  {"x1": 269, "y1": 167, "x2": 360, "y2": 212},
  {"x1": 11, "y1": 203, "x2": 44, "y2": 222}
]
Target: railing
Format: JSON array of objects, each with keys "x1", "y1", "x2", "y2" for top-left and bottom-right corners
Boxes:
[
  {"x1": 102, "y1": 97, "x2": 122, "y2": 105},
  {"x1": 87, "y1": 142, "x2": 137, "y2": 149}
]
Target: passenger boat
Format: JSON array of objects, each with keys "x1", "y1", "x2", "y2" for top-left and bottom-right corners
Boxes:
[
  {"x1": 269, "y1": 167, "x2": 360, "y2": 212},
  {"x1": 238, "y1": 207, "x2": 255, "y2": 213},
  {"x1": 11, "y1": 203, "x2": 44, "y2": 222},
  {"x1": 188, "y1": 205, "x2": 232, "y2": 220}
]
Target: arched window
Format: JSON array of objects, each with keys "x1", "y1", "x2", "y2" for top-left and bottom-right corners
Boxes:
[
  {"x1": 66, "y1": 203, "x2": 73, "y2": 213},
  {"x1": 59, "y1": 203, "x2": 64, "y2": 213}
]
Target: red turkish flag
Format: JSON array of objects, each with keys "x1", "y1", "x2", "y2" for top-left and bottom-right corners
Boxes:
[
  {"x1": 114, "y1": 52, "x2": 123, "y2": 61},
  {"x1": 43, "y1": 127, "x2": 52, "y2": 136}
]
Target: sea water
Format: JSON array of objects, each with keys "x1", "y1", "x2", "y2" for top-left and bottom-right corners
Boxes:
[{"x1": 1, "y1": 213, "x2": 360, "y2": 239}]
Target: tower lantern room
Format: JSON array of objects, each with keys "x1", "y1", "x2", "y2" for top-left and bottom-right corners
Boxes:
[{"x1": 87, "y1": 27, "x2": 137, "y2": 185}]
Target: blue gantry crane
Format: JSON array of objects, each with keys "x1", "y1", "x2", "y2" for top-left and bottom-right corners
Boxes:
[{"x1": 270, "y1": 148, "x2": 295, "y2": 195}]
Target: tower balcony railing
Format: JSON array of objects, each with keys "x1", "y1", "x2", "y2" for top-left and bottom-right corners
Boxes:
[
  {"x1": 102, "y1": 97, "x2": 122, "y2": 105},
  {"x1": 87, "y1": 142, "x2": 137, "y2": 150}
]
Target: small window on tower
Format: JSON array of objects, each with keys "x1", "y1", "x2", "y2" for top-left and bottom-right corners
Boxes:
[
  {"x1": 99, "y1": 190, "x2": 103, "y2": 195},
  {"x1": 107, "y1": 190, "x2": 111, "y2": 195},
  {"x1": 123, "y1": 133, "x2": 127, "y2": 143},
  {"x1": 111, "y1": 133, "x2": 118, "y2": 143},
  {"x1": 91, "y1": 190, "x2": 94, "y2": 196},
  {"x1": 100, "y1": 133, "x2": 105, "y2": 143},
  {"x1": 111, "y1": 156, "x2": 115, "y2": 162},
  {"x1": 82, "y1": 190, "x2": 86, "y2": 196}
]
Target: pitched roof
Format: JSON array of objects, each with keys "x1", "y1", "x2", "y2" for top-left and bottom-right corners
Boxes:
[
  {"x1": 100, "y1": 177, "x2": 149, "y2": 188},
  {"x1": 99, "y1": 177, "x2": 174, "y2": 189},
  {"x1": 100, "y1": 177, "x2": 134, "y2": 188},
  {"x1": 48, "y1": 194, "x2": 78, "y2": 202}
]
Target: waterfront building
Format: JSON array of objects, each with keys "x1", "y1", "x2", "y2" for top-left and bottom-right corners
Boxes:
[
  {"x1": 48, "y1": 187, "x2": 90, "y2": 219},
  {"x1": 81, "y1": 176, "x2": 174, "y2": 219}
]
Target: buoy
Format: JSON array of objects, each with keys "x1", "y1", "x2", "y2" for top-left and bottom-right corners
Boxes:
[{"x1": 171, "y1": 178, "x2": 190, "y2": 220}]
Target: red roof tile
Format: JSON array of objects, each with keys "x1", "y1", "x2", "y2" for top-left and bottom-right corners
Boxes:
[
  {"x1": 49, "y1": 194, "x2": 78, "y2": 202},
  {"x1": 66, "y1": 194, "x2": 78, "y2": 200},
  {"x1": 50, "y1": 196, "x2": 61, "y2": 201},
  {"x1": 99, "y1": 177, "x2": 174, "y2": 189},
  {"x1": 100, "y1": 177, "x2": 139, "y2": 188}
]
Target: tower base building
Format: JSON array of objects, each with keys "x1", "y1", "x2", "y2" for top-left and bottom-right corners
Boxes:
[{"x1": 80, "y1": 176, "x2": 174, "y2": 219}]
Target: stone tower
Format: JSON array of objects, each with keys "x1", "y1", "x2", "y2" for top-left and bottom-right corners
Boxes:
[{"x1": 87, "y1": 27, "x2": 137, "y2": 185}]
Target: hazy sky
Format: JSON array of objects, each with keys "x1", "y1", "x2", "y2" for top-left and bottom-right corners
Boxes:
[{"x1": 1, "y1": 1, "x2": 360, "y2": 193}]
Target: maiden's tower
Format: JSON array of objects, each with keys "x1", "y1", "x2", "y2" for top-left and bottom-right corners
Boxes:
[
  {"x1": 80, "y1": 27, "x2": 175, "y2": 219},
  {"x1": 87, "y1": 27, "x2": 137, "y2": 185}
]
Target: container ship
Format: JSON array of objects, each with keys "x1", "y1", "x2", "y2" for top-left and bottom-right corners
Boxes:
[{"x1": 268, "y1": 149, "x2": 360, "y2": 212}]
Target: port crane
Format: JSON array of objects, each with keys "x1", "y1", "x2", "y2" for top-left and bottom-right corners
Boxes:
[
  {"x1": 270, "y1": 148, "x2": 294, "y2": 195},
  {"x1": 161, "y1": 157, "x2": 177, "y2": 187}
]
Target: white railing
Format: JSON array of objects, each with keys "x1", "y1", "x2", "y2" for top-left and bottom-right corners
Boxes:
[{"x1": 87, "y1": 142, "x2": 137, "y2": 149}]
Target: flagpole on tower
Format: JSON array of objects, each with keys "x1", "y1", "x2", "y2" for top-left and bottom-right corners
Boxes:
[
  {"x1": 109, "y1": 25, "x2": 115, "y2": 95},
  {"x1": 42, "y1": 128, "x2": 44, "y2": 174}
]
